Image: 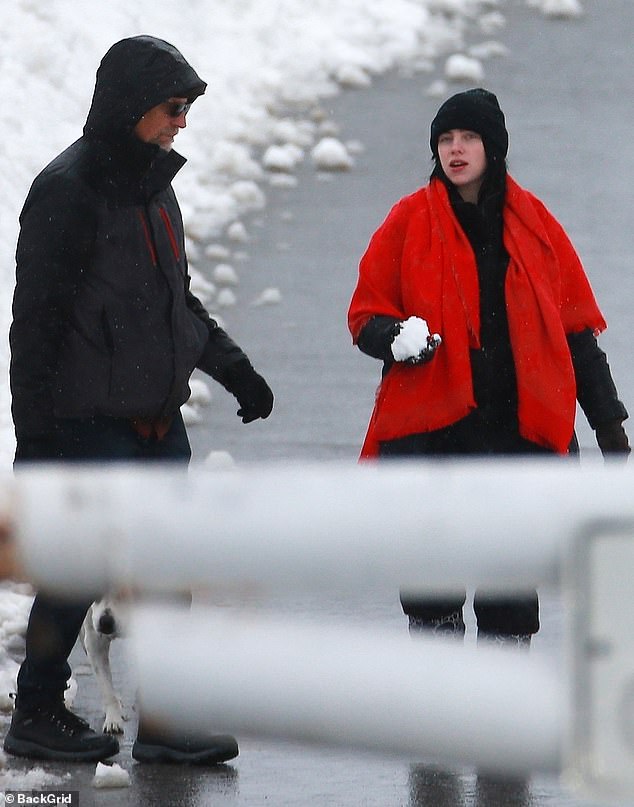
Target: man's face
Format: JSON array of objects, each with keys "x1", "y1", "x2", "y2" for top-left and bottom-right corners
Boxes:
[{"x1": 133, "y1": 97, "x2": 191, "y2": 151}]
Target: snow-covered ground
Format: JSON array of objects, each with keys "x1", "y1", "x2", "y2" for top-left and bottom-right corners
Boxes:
[{"x1": 0, "y1": 0, "x2": 583, "y2": 793}]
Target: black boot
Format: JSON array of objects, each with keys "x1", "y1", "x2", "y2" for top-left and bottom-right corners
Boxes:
[
  {"x1": 132, "y1": 719, "x2": 238, "y2": 765},
  {"x1": 4, "y1": 697, "x2": 119, "y2": 762},
  {"x1": 408, "y1": 608, "x2": 465, "y2": 638},
  {"x1": 477, "y1": 631, "x2": 532, "y2": 649}
]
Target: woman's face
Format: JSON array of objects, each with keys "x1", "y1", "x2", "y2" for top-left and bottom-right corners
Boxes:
[{"x1": 437, "y1": 129, "x2": 487, "y2": 203}]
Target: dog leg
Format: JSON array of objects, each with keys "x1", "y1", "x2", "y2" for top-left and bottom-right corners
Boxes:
[{"x1": 82, "y1": 618, "x2": 126, "y2": 734}]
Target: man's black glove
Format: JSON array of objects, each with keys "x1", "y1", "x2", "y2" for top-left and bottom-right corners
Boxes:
[
  {"x1": 595, "y1": 420, "x2": 630, "y2": 458},
  {"x1": 223, "y1": 359, "x2": 274, "y2": 423}
]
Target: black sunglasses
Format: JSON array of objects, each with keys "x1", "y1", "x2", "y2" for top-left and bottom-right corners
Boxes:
[{"x1": 165, "y1": 101, "x2": 192, "y2": 118}]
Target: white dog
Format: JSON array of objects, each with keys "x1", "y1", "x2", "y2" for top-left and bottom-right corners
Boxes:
[{"x1": 81, "y1": 596, "x2": 128, "y2": 734}]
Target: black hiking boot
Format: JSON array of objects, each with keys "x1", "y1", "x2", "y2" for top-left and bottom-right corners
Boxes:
[
  {"x1": 408, "y1": 608, "x2": 466, "y2": 639},
  {"x1": 4, "y1": 699, "x2": 120, "y2": 762},
  {"x1": 132, "y1": 721, "x2": 238, "y2": 765},
  {"x1": 477, "y1": 631, "x2": 532, "y2": 649}
]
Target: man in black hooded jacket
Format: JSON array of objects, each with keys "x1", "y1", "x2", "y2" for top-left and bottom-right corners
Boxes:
[{"x1": 5, "y1": 36, "x2": 273, "y2": 764}]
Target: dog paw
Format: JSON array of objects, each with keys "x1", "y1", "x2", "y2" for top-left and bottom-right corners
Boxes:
[{"x1": 103, "y1": 706, "x2": 126, "y2": 734}]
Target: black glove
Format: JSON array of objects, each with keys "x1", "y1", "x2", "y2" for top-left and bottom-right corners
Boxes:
[
  {"x1": 223, "y1": 360, "x2": 274, "y2": 423},
  {"x1": 390, "y1": 317, "x2": 442, "y2": 365},
  {"x1": 402, "y1": 333, "x2": 442, "y2": 365},
  {"x1": 595, "y1": 420, "x2": 630, "y2": 458}
]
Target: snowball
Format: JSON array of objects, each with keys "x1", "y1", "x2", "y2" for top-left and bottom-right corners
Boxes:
[
  {"x1": 346, "y1": 139, "x2": 365, "y2": 155},
  {"x1": 184, "y1": 239, "x2": 201, "y2": 263},
  {"x1": 272, "y1": 118, "x2": 315, "y2": 148},
  {"x1": 310, "y1": 137, "x2": 354, "y2": 171},
  {"x1": 252, "y1": 287, "x2": 282, "y2": 307},
  {"x1": 268, "y1": 173, "x2": 299, "y2": 189},
  {"x1": 226, "y1": 221, "x2": 249, "y2": 242},
  {"x1": 188, "y1": 378, "x2": 212, "y2": 407},
  {"x1": 92, "y1": 762, "x2": 131, "y2": 789},
  {"x1": 391, "y1": 316, "x2": 431, "y2": 362},
  {"x1": 468, "y1": 41, "x2": 508, "y2": 59},
  {"x1": 479, "y1": 11, "x2": 506, "y2": 34},
  {"x1": 181, "y1": 403, "x2": 202, "y2": 426},
  {"x1": 229, "y1": 180, "x2": 266, "y2": 212},
  {"x1": 540, "y1": 0, "x2": 583, "y2": 18},
  {"x1": 426, "y1": 79, "x2": 449, "y2": 98},
  {"x1": 213, "y1": 263, "x2": 239, "y2": 286},
  {"x1": 317, "y1": 120, "x2": 340, "y2": 137},
  {"x1": 217, "y1": 288, "x2": 237, "y2": 307},
  {"x1": 209, "y1": 141, "x2": 263, "y2": 180},
  {"x1": 188, "y1": 271, "x2": 216, "y2": 305},
  {"x1": 262, "y1": 144, "x2": 303, "y2": 173},
  {"x1": 204, "y1": 243, "x2": 231, "y2": 260},
  {"x1": 336, "y1": 64, "x2": 372, "y2": 88},
  {"x1": 444, "y1": 54, "x2": 485, "y2": 83},
  {"x1": 204, "y1": 450, "x2": 236, "y2": 470}
]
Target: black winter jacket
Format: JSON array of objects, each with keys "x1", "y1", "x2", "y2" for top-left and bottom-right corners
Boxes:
[{"x1": 10, "y1": 36, "x2": 247, "y2": 440}]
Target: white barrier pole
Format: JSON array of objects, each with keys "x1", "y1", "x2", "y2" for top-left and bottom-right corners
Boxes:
[
  {"x1": 132, "y1": 606, "x2": 564, "y2": 774},
  {"x1": 10, "y1": 459, "x2": 634, "y2": 596}
]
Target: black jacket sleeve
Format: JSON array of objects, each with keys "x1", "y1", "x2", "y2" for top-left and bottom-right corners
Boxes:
[
  {"x1": 10, "y1": 175, "x2": 97, "y2": 441},
  {"x1": 568, "y1": 328, "x2": 628, "y2": 428},
  {"x1": 185, "y1": 284, "x2": 251, "y2": 386},
  {"x1": 186, "y1": 282, "x2": 273, "y2": 422}
]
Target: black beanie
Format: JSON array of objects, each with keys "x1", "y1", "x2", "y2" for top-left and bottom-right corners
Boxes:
[{"x1": 430, "y1": 88, "x2": 508, "y2": 160}]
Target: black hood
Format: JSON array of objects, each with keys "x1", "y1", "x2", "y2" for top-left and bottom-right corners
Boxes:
[{"x1": 83, "y1": 35, "x2": 207, "y2": 145}]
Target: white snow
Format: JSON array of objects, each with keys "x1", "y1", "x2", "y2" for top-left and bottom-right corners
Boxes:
[
  {"x1": 0, "y1": 763, "x2": 71, "y2": 794},
  {"x1": 217, "y1": 288, "x2": 238, "y2": 308},
  {"x1": 530, "y1": 0, "x2": 583, "y2": 18},
  {"x1": 92, "y1": 761, "x2": 131, "y2": 789},
  {"x1": 252, "y1": 288, "x2": 283, "y2": 308},
  {"x1": 213, "y1": 263, "x2": 240, "y2": 287},
  {"x1": 311, "y1": 137, "x2": 355, "y2": 171},
  {"x1": 444, "y1": 53, "x2": 486, "y2": 83},
  {"x1": 391, "y1": 316, "x2": 432, "y2": 362},
  {"x1": 0, "y1": 0, "x2": 585, "y2": 792}
]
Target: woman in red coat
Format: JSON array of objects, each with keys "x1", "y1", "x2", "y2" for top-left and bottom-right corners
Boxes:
[{"x1": 348, "y1": 88, "x2": 629, "y2": 644}]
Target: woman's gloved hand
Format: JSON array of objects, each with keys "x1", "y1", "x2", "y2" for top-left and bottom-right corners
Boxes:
[
  {"x1": 391, "y1": 316, "x2": 442, "y2": 365},
  {"x1": 595, "y1": 420, "x2": 630, "y2": 458}
]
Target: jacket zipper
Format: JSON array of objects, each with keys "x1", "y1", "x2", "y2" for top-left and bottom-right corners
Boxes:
[
  {"x1": 138, "y1": 210, "x2": 158, "y2": 266},
  {"x1": 159, "y1": 206, "x2": 181, "y2": 261}
]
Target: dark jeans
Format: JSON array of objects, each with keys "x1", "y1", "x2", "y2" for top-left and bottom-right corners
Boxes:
[
  {"x1": 378, "y1": 411, "x2": 568, "y2": 637},
  {"x1": 15, "y1": 414, "x2": 191, "y2": 707}
]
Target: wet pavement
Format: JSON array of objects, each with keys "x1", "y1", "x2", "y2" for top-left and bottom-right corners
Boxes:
[{"x1": 3, "y1": 0, "x2": 634, "y2": 804}]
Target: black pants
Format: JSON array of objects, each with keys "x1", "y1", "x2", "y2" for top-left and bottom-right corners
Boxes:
[
  {"x1": 15, "y1": 414, "x2": 191, "y2": 707},
  {"x1": 378, "y1": 411, "x2": 567, "y2": 636}
]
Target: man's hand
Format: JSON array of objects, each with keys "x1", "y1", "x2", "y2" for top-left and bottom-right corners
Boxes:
[{"x1": 224, "y1": 360, "x2": 274, "y2": 423}]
